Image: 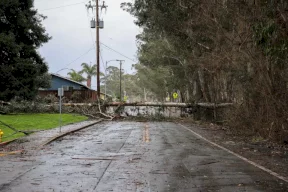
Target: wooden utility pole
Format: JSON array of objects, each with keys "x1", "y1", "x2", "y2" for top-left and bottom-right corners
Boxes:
[
  {"x1": 86, "y1": 0, "x2": 107, "y2": 99},
  {"x1": 116, "y1": 60, "x2": 125, "y2": 101},
  {"x1": 96, "y1": 0, "x2": 100, "y2": 99}
]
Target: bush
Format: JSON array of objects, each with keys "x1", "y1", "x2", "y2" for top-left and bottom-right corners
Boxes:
[
  {"x1": 0, "y1": 99, "x2": 58, "y2": 114},
  {"x1": 71, "y1": 91, "x2": 82, "y2": 103},
  {"x1": 43, "y1": 94, "x2": 58, "y2": 104}
]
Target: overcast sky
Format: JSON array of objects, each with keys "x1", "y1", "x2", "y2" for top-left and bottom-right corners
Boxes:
[{"x1": 34, "y1": 0, "x2": 139, "y2": 89}]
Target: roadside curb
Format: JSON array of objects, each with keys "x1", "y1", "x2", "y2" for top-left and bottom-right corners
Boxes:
[{"x1": 40, "y1": 119, "x2": 103, "y2": 147}]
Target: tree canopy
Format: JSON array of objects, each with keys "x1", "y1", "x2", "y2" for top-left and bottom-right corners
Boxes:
[
  {"x1": 81, "y1": 63, "x2": 104, "y2": 88},
  {"x1": 101, "y1": 66, "x2": 143, "y2": 101},
  {"x1": 0, "y1": 0, "x2": 51, "y2": 101},
  {"x1": 122, "y1": 0, "x2": 288, "y2": 142},
  {"x1": 67, "y1": 69, "x2": 86, "y2": 83}
]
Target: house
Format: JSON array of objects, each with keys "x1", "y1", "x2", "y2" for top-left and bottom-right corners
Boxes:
[
  {"x1": 38, "y1": 74, "x2": 110, "y2": 102},
  {"x1": 48, "y1": 73, "x2": 90, "y2": 91}
]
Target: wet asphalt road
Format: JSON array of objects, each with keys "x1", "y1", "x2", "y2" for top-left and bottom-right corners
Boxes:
[{"x1": 0, "y1": 121, "x2": 288, "y2": 192}]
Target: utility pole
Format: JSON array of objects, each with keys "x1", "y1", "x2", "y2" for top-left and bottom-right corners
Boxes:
[
  {"x1": 96, "y1": 0, "x2": 100, "y2": 99},
  {"x1": 86, "y1": 0, "x2": 107, "y2": 99},
  {"x1": 116, "y1": 60, "x2": 125, "y2": 101},
  {"x1": 105, "y1": 61, "x2": 108, "y2": 100}
]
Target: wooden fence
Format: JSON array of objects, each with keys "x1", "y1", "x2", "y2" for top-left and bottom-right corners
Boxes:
[{"x1": 38, "y1": 90, "x2": 98, "y2": 102}]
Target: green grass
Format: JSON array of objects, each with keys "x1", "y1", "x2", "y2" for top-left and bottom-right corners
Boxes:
[{"x1": 0, "y1": 114, "x2": 88, "y2": 142}]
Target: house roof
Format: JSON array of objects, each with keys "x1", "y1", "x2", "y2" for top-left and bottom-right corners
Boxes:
[{"x1": 51, "y1": 73, "x2": 92, "y2": 90}]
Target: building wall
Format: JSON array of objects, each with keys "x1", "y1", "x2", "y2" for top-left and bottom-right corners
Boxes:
[{"x1": 48, "y1": 76, "x2": 86, "y2": 90}]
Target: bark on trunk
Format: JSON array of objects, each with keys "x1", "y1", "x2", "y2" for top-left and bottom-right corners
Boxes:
[{"x1": 87, "y1": 78, "x2": 91, "y2": 88}]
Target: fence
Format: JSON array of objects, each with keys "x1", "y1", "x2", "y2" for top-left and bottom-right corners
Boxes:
[{"x1": 38, "y1": 90, "x2": 98, "y2": 102}]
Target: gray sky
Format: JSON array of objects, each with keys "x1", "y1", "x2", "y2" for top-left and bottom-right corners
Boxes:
[{"x1": 34, "y1": 0, "x2": 139, "y2": 89}]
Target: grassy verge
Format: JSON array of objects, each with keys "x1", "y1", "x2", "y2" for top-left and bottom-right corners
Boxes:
[{"x1": 0, "y1": 114, "x2": 88, "y2": 142}]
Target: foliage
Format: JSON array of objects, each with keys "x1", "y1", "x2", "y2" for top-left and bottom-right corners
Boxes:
[
  {"x1": 70, "y1": 91, "x2": 82, "y2": 103},
  {"x1": 122, "y1": 0, "x2": 288, "y2": 142},
  {"x1": 81, "y1": 63, "x2": 97, "y2": 78},
  {"x1": 0, "y1": 114, "x2": 88, "y2": 142},
  {"x1": 102, "y1": 66, "x2": 121, "y2": 98},
  {"x1": 42, "y1": 94, "x2": 58, "y2": 104},
  {"x1": 0, "y1": 99, "x2": 104, "y2": 120},
  {"x1": 81, "y1": 63, "x2": 104, "y2": 88},
  {"x1": 67, "y1": 69, "x2": 86, "y2": 83},
  {"x1": 0, "y1": 99, "x2": 54, "y2": 114},
  {"x1": 36, "y1": 73, "x2": 52, "y2": 89},
  {"x1": 101, "y1": 66, "x2": 143, "y2": 101},
  {"x1": 0, "y1": 0, "x2": 51, "y2": 101}
]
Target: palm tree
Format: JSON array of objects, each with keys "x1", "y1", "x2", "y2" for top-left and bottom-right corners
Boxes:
[
  {"x1": 67, "y1": 69, "x2": 86, "y2": 83},
  {"x1": 81, "y1": 63, "x2": 104, "y2": 88}
]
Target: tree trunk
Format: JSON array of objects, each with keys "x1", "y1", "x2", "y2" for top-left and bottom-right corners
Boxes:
[{"x1": 87, "y1": 77, "x2": 91, "y2": 88}]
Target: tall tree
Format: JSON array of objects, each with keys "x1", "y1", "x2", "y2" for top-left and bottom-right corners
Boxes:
[
  {"x1": 101, "y1": 66, "x2": 143, "y2": 101},
  {"x1": 102, "y1": 66, "x2": 121, "y2": 97},
  {"x1": 81, "y1": 63, "x2": 103, "y2": 89},
  {"x1": 122, "y1": 0, "x2": 288, "y2": 141},
  {"x1": 0, "y1": 0, "x2": 51, "y2": 101},
  {"x1": 67, "y1": 70, "x2": 86, "y2": 83}
]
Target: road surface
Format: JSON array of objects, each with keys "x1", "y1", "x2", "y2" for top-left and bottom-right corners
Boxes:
[{"x1": 0, "y1": 121, "x2": 287, "y2": 192}]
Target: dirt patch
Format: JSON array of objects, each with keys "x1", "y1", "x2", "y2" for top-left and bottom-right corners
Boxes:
[{"x1": 180, "y1": 119, "x2": 288, "y2": 179}]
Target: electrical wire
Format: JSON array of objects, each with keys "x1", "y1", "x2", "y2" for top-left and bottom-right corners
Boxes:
[
  {"x1": 100, "y1": 42, "x2": 136, "y2": 62},
  {"x1": 37, "y1": 2, "x2": 136, "y2": 64},
  {"x1": 55, "y1": 46, "x2": 95, "y2": 73},
  {"x1": 39, "y1": 2, "x2": 85, "y2": 11},
  {"x1": 85, "y1": 6, "x2": 96, "y2": 48},
  {"x1": 37, "y1": 1, "x2": 137, "y2": 74},
  {"x1": 100, "y1": 48, "x2": 106, "y2": 73}
]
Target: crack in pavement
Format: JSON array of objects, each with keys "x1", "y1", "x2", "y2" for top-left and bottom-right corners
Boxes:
[
  {"x1": 0, "y1": 164, "x2": 40, "y2": 192},
  {"x1": 93, "y1": 129, "x2": 133, "y2": 191}
]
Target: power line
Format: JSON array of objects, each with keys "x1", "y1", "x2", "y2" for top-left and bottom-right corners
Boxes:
[
  {"x1": 39, "y1": 2, "x2": 85, "y2": 11},
  {"x1": 55, "y1": 46, "x2": 95, "y2": 72},
  {"x1": 85, "y1": 6, "x2": 96, "y2": 48},
  {"x1": 100, "y1": 42, "x2": 136, "y2": 62},
  {"x1": 100, "y1": 48, "x2": 106, "y2": 73}
]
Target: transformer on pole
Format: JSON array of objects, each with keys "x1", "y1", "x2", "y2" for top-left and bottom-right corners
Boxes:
[
  {"x1": 90, "y1": 19, "x2": 104, "y2": 29},
  {"x1": 86, "y1": 0, "x2": 108, "y2": 99}
]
